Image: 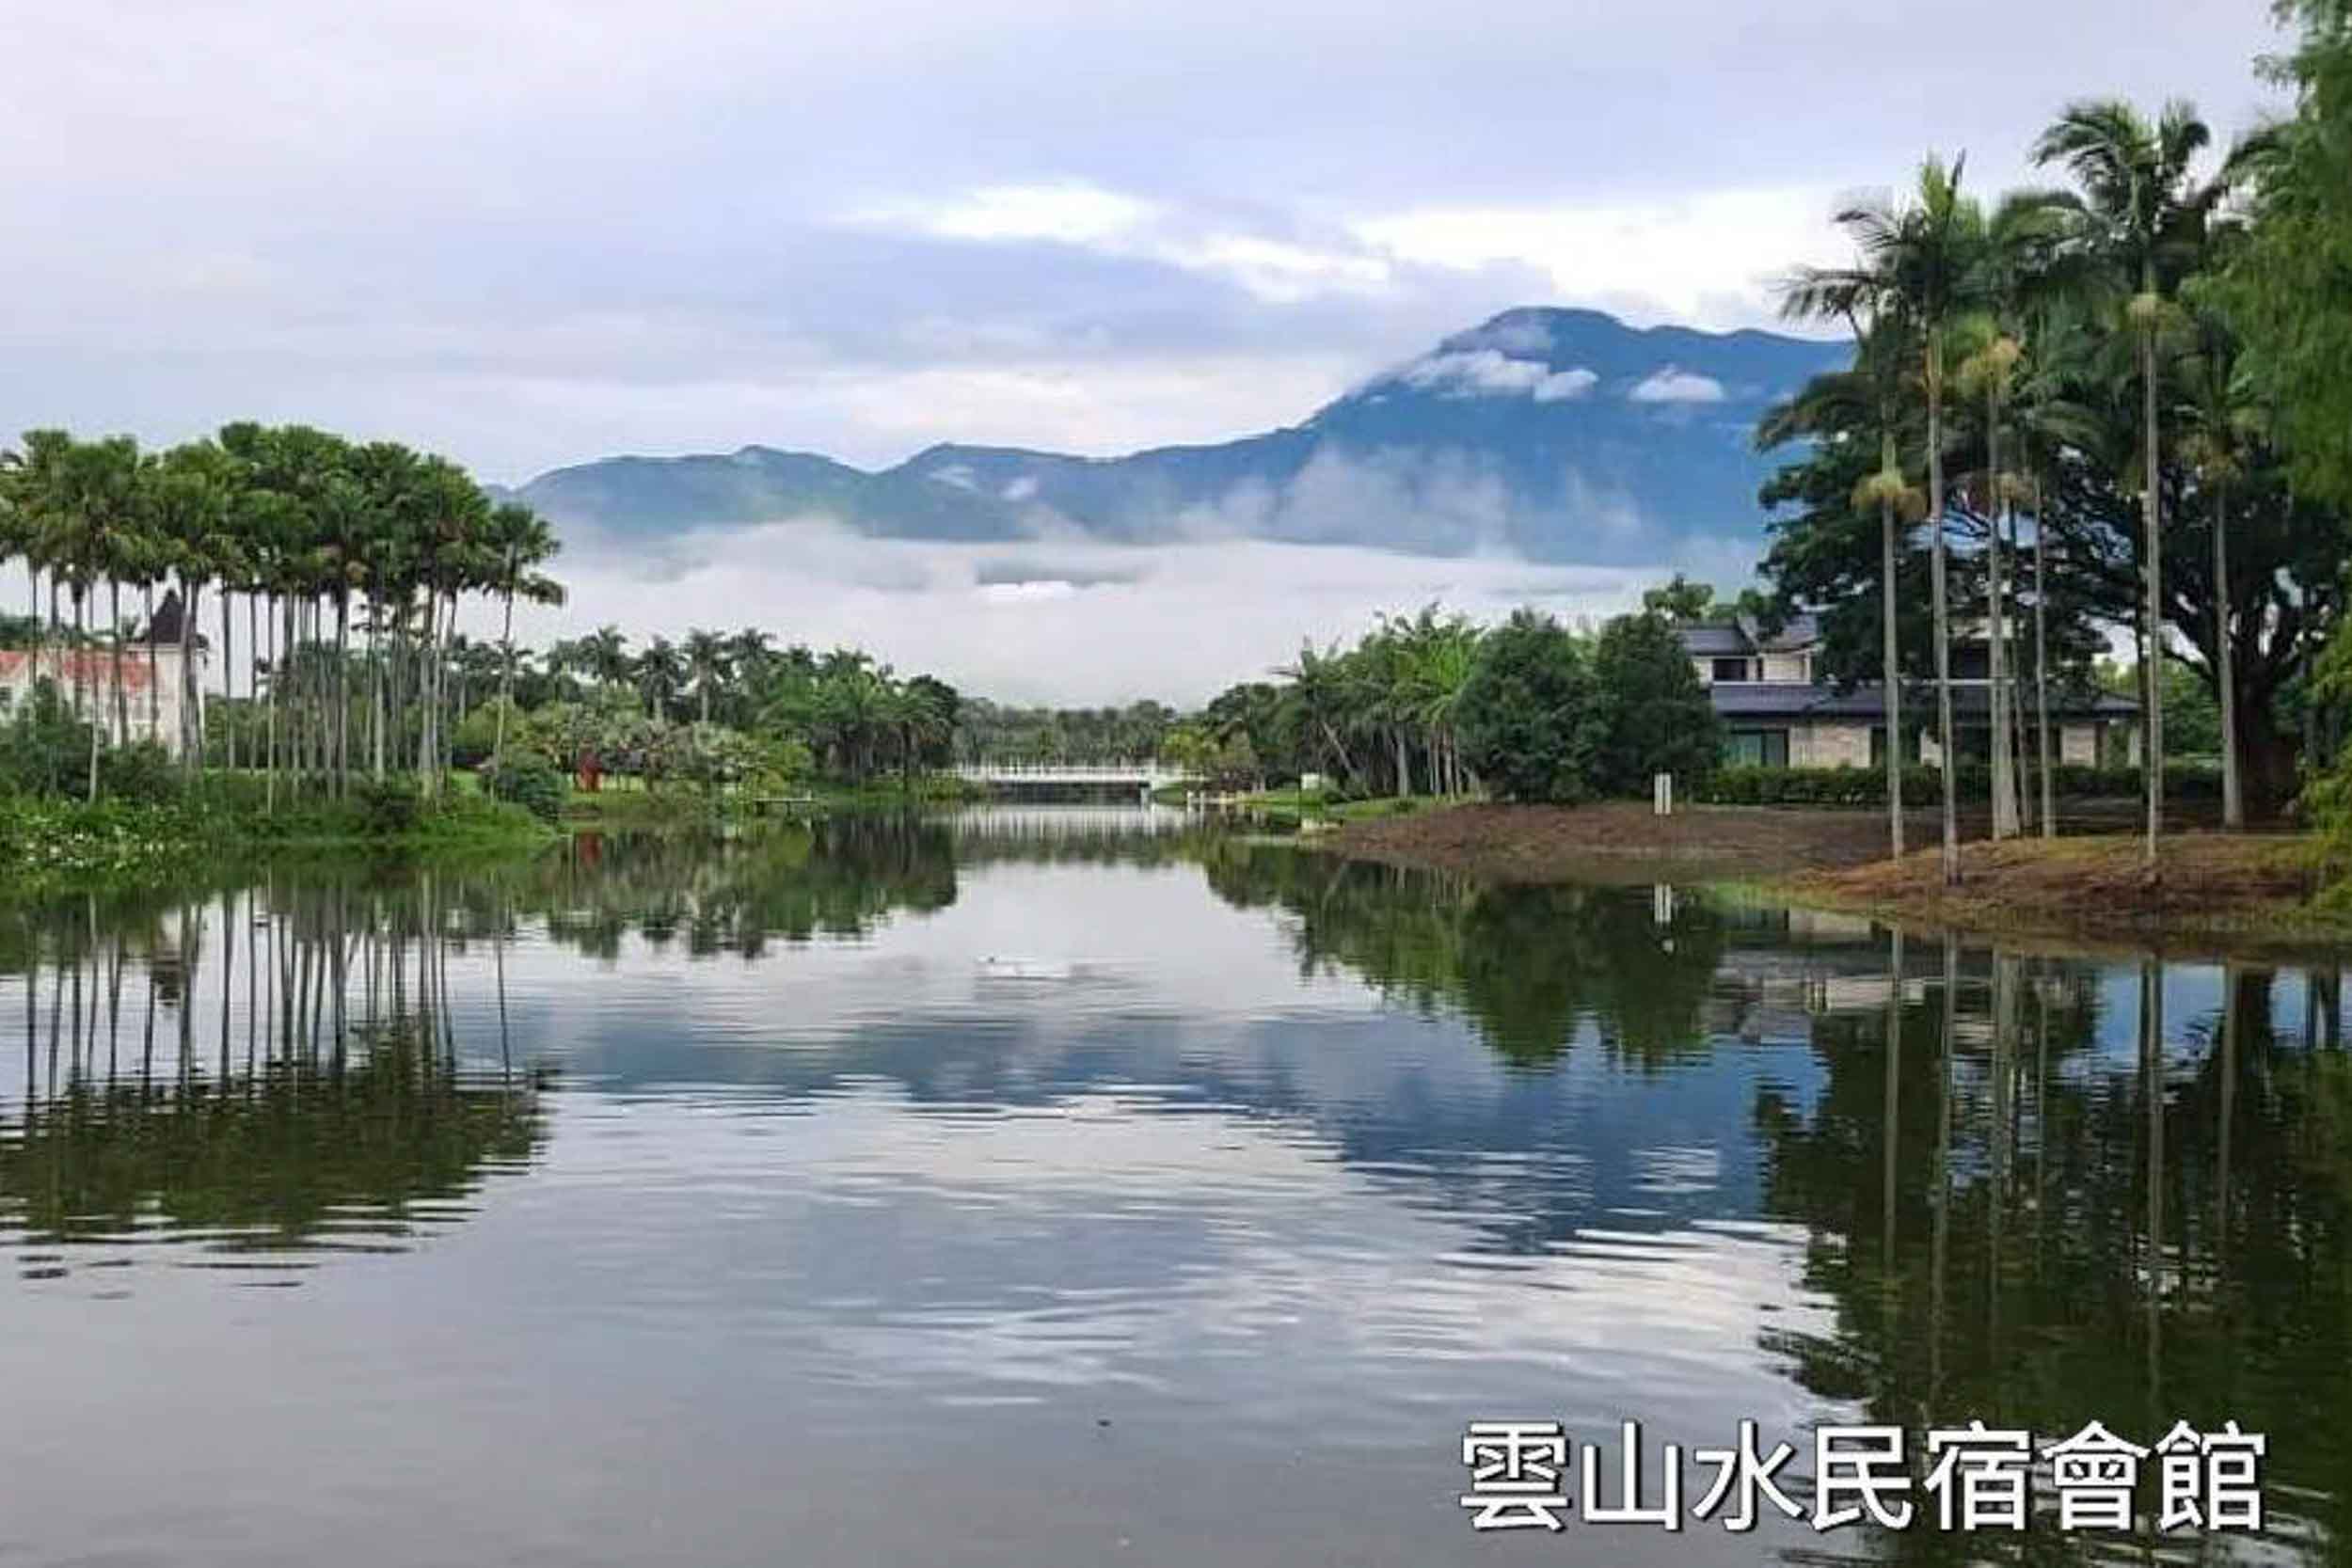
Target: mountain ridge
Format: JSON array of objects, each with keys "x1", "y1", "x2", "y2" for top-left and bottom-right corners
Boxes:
[{"x1": 503, "y1": 308, "x2": 1844, "y2": 564}]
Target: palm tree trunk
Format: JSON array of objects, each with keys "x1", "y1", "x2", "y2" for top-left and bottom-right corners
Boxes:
[
  {"x1": 494, "y1": 586, "x2": 516, "y2": 761},
  {"x1": 79, "y1": 590, "x2": 100, "y2": 802},
  {"x1": 265, "y1": 593, "x2": 278, "y2": 813},
  {"x1": 2033, "y1": 475, "x2": 2055, "y2": 839},
  {"x1": 2139, "y1": 324, "x2": 2165, "y2": 870},
  {"x1": 283, "y1": 594, "x2": 298, "y2": 795},
  {"x1": 221, "y1": 593, "x2": 236, "y2": 775},
  {"x1": 180, "y1": 582, "x2": 201, "y2": 778},
  {"x1": 143, "y1": 582, "x2": 158, "y2": 749},
  {"x1": 1927, "y1": 355, "x2": 1959, "y2": 885},
  {"x1": 247, "y1": 594, "x2": 260, "y2": 781},
  {"x1": 372, "y1": 603, "x2": 386, "y2": 780},
  {"x1": 109, "y1": 578, "x2": 128, "y2": 750},
  {"x1": 2214, "y1": 477, "x2": 2242, "y2": 829},
  {"x1": 69, "y1": 586, "x2": 86, "y2": 721},
  {"x1": 1880, "y1": 461, "x2": 1904, "y2": 859},
  {"x1": 1985, "y1": 385, "x2": 2016, "y2": 840},
  {"x1": 334, "y1": 591, "x2": 350, "y2": 796},
  {"x1": 416, "y1": 589, "x2": 436, "y2": 784}
]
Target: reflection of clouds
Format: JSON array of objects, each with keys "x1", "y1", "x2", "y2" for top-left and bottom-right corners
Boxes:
[{"x1": 534, "y1": 1080, "x2": 1838, "y2": 1444}]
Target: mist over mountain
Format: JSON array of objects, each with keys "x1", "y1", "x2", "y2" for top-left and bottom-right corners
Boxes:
[{"x1": 503, "y1": 309, "x2": 1842, "y2": 565}]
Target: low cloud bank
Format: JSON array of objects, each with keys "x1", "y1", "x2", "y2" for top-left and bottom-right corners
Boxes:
[{"x1": 511, "y1": 521, "x2": 1734, "y2": 706}]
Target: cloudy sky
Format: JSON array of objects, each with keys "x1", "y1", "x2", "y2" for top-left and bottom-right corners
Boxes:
[{"x1": 2, "y1": 1, "x2": 2285, "y2": 702}]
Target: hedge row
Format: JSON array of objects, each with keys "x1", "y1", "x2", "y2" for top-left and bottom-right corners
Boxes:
[{"x1": 1692, "y1": 762, "x2": 2223, "y2": 808}]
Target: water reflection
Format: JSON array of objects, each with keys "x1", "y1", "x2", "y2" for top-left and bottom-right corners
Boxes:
[
  {"x1": 0, "y1": 879, "x2": 548, "y2": 1281},
  {"x1": 0, "y1": 813, "x2": 2345, "y2": 1566}
]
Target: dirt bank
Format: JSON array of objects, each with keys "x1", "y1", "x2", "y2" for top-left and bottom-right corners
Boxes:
[
  {"x1": 1321, "y1": 802, "x2": 2352, "y2": 954},
  {"x1": 1322, "y1": 800, "x2": 1931, "y2": 882},
  {"x1": 1792, "y1": 832, "x2": 2351, "y2": 953}
]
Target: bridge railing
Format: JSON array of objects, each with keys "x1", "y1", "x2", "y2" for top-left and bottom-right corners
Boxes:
[{"x1": 953, "y1": 760, "x2": 1184, "y2": 782}]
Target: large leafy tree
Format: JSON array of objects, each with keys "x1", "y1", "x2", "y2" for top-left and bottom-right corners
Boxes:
[
  {"x1": 1454, "y1": 610, "x2": 1594, "y2": 804},
  {"x1": 2217, "y1": 0, "x2": 2352, "y2": 513},
  {"x1": 1586, "y1": 611, "x2": 1720, "y2": 796}
]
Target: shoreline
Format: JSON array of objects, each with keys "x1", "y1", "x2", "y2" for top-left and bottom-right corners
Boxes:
[{"x1": 1317, "y1": 800, "x2": 2352, "y2": 956}]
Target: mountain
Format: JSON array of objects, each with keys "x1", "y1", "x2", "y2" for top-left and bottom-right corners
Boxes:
[{"x1": 505, "y1": 308, "x2": 1844, "y2": 564}]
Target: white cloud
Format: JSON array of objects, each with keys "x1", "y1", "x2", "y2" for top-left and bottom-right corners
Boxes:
[
  {"x1": 513, "y1": 520, "x2": 1656, "y2": 705},
  {"x1": 1533, "y1": 367, "x2": 1598, "y2": 402},
  {"x1": 847, "y1": 184, "x2": 1399, "y2": 307},
  {"x1": 1162, "y1": 235, "x2": 1393, "y2": 303},
  {"x1": 1351, "y1": 188, "x2": 1857, "y2": 331},
  {"x1": 1393, "y1": 350, "x2": 1596, "y2": 403},
  {"x1": 857, "y1": 182, "x2": 1158, "y2": 245},
  {"x1": 1628, "y1": 367, "x2": 1726, "y2": 404}
]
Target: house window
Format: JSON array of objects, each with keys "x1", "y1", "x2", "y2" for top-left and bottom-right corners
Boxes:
[
  {"x1": 1711, "y1": 657, "x2": 1751, "y2": 683},
  {"x1": 1724, "y1": 728, "x2": 1790, "y2": 768}
]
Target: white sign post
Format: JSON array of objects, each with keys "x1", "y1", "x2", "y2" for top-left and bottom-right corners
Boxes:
[{"x1": 1653, "y1": 772, "x2": 1673, "y2": 817}]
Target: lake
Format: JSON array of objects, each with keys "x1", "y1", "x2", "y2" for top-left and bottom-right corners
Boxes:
[{"x1": 0, "y1": 806, "x2": 2344, "y2": 1566}]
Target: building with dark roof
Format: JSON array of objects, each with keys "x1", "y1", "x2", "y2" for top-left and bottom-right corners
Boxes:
[{"x1": 1677, "y1": 616, "x2": 2137, "y2": 769}]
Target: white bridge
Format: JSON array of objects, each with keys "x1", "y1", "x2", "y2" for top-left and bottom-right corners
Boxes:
[{"x1": 953, "y1": 760, "x2": 1186, "y2": 794}]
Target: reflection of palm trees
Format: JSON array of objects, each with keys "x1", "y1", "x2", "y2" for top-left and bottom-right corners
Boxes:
[
  {"x1": 2, "y1": 879, "x2": 549, "y2": 1274},
  {"x1": 1756, "y1": 942, "x2": 2352, "y2": 1560},
  {"x1": 1200, "y1": 846, "x2": 1727, "y2": 1067},
  {"x1": 513, "y1": 818, "x2": 960, "y2": 959},
  {"x1": 4, "y1": 1024, "x2": 544, "y2": 1250}
]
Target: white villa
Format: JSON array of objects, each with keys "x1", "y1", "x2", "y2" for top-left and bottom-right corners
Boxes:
[
  {"x1": 0, "y1": 593, "x2": 207, "y2": 756},
  {"x1": 1677, "y1": 614, "x2": 2137, "y2": 769}
]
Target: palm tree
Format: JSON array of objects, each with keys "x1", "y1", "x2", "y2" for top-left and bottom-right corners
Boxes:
[
  {"x1": 43, "y1": 435, "x2": 143, "y2": 800},
  {"x1": 2176, "y1": 313, "x2": 2257, "y2": 829},
  {"x1": 581, "y1": 625, "x2": 631, "y2": 697},
  {"x1": 143, "y1": 441, "x2": 236, "y2": 772},
  {"x1": 724, "y1": 627, "x2": 776, "y2": 725},
  {"x1": 1398, "y1": 607, "x2": 1478, "y2": 797},
  {"x1": 1774, "y1": 286, "x2": 1918, "y2": 857},
  {"x1": 1785, "y1": 156, "x2": 1985, "y2": 880},
  {"x1": 1275, "y1": 642, "x2": 1364, "y2": 791},
  {"x1": 484, "y1": 502, "x2": 562, "y2": 763},
  {"x1": 8, "y1": 432, "x2": 75, "y2": 669},
  {"x1": 634, "y1": 637, "x2": 687, "y2": 722},
  {"x1": 2034, "y1": 98, "x2": 2234, "y2": 870},
  {"x1": 683, "y1": 628, "x2": 729, "y2": 727},
  {"x1": 2003, "y1": 315, "x2": 2103, "y2": 841}
]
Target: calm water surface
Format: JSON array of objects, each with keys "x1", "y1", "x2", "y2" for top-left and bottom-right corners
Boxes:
[{"x1": 1, "y1": 807, "x2": 2346, "y2": 1566}]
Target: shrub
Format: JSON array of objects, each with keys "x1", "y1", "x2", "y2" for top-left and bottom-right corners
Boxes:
[
  {"x1": 96, "y1": 741, "x2": 183, "y2": 804},
  {"x1": 482, "y1": 757, "x2": 569, "y2": 822},
  {"x1": 0, "y1": 679, "x2": 94, "y2": 797},
  {"x1": 1692, "y1": 761, "x2": 2224, "y2": 808},
  {"x1": 355, "y1": 775, "x2": 423, "y2": 836}
]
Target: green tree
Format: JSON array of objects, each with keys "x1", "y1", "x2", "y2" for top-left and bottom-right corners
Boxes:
[
  {"x1": 1587, "y1": 611, "x2": 1720, "y2": 795},
  {"x1": 1775, "y1": 260, "x2": 1922, "y2": 857},
  {"x1": 485, "y1": 502, "x2": 563, "y2": 765},
  {"x1": 2034, "y1": 97, "x2": 2235, "y2": 869},
  {"x1": 1454, "y1": 609, "x2": 1594, "y2": 804},
  {"x1": 2220, "y1": 0, "x2": 2352, "y2": 506},
  {"x1": 1785, "y1": 156, "x2": 1988, "y2": 882}
]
